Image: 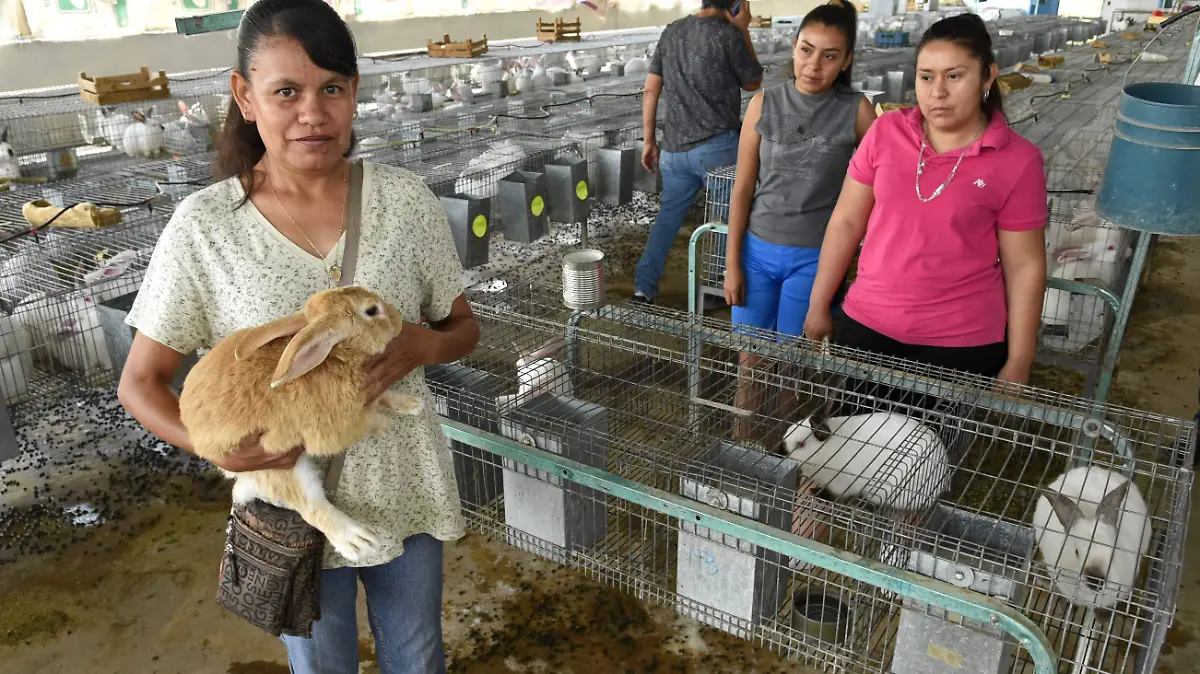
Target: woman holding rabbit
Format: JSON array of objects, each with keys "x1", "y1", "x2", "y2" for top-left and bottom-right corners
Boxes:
[
  {"x1": 723, "y1": 0, "x2": 875, "y2": 441},
  {"x1": 804, "y1": 13, "x2": 1047, "y2": 386},
  {"x1": 117, "y1": 1, "x2": 479, "y2": 672}
]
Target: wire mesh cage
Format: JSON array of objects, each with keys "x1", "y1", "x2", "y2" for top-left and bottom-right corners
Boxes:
[{"x1": 435, "y1": 279, "x2": 1192, "y2": 674}]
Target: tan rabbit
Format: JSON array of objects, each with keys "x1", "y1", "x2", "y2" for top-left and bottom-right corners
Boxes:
[{"x1": 179, "y1": 286, "x2": 425, "y2": 562}]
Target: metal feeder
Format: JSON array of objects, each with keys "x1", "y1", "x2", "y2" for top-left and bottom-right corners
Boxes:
[
  {"x1": 409, "y1": 92, "x2": 433, "y2": 113},
  {"x1": 676, "y1": 439, "x2": 799, "y2": 639},
  {"x1": 551, "y1": 71, "x2": 571, "y2": 86},
  {"x1": 545, "y1": 156, "x2": 590, "y2": 225},
  {"x1": 792, "y1": 586, "x2": 853, "y2": 645},
  {"x1": 424, "y1": 363, "x2": 506, "y2": 508},
  {"x1": 497, "y1": 170, "x2": 548, "y2": 244},
  {"x1": 596, "y1": 146, "x2": 635, "y2": 206},
  {"x1": 632, "y1": 139, "x2": 662, "y2": 194},
  {"x1": 891, "y1": 504, "x2": 1034, "y2": 674},
  {"x1": 440, "y1": 193, "x2": 492, "y2": 269},
  {"x1": 96, "y1": 291, "x2": 198, "y2": 392},
  {"x1": 499, "y1": 392, "x2": 609, "y2": 565}
]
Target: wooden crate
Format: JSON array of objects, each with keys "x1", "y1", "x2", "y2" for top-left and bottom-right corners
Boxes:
[
  {"x1": 78, "y1": 67, "x2": 171, "y2": 106},
  {"x1": 427, "y1": 34, "x2": 489, "y2": 58},
  {"x1": 750, "y1": 15, "x2": 773, "y2": 28},
  {"x1": 996, "y1": 73, "x2": 1033, "y2": 95},
  {"x1": 537, "y1": 17, "x2": 582, "y2": 42},
  {"x1": 1037, "y1": 55, "x2": 1066, "y2": 69}
]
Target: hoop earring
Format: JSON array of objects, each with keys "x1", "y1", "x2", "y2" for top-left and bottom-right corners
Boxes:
[{"x1": 983, "y1": 89, "x2": 990, "y2": 103}]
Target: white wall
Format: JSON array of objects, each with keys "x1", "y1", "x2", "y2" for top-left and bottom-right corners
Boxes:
[{"x1": 0, "y1": 0, "x2": 818, "y2": 93}]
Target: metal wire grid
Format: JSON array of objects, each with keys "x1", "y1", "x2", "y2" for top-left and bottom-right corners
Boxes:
[
  {"x1": 439, "y1": 280, "x2": 1191, "y2": 674},
  {"x1": 0, "y1": 205, "x2": 166, "y2": 402},
  {"x1": 0, "y1": 92, "x2": 226, "y2": 162}
]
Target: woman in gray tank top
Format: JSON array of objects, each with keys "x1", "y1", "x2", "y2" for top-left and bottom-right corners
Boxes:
[{"x1": 725, "y1": 0, "x2": 876, "y2": 446}]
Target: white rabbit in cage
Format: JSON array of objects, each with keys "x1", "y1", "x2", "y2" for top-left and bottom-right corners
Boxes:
[
  {"x1": 122, "y1": 109, "x2": 165, "y2": 158},
  {"x1": 12, "y1": 292, "x2": 112, "y2": 376},
  {"x1": 454, "y1": 140, "x2": 527, "y2": 199},
  {"x1": 1034, "y1": 466, "x2": 1151, "y2": 613},
  {"x1": 565, "y1": 50, "x2": 602, "y2": 76},
  {"x1": 81, "y1": 249, "x2": 144, "y2": 304},
  {"x1": 781, "y1": 396, "x2": 950, "y2": 512},
  {"x1": 496, "y1": 339, "x2": 573, "y2": 412},
  {"x1": 86, "y1": 106, "x2": 132, "y2": 151},
  {"x1": 0, "y1": 128, "x2": 18, "y2": 181},
  {"x1": 449, "y1": 79, "x2": 475, "y2": 104},
  {"x1": 624, "y1": 55, "x2": 650, "y2": 78},
  {"x1": 0, "y1": 312, "x2": 32, "y2": 403}
]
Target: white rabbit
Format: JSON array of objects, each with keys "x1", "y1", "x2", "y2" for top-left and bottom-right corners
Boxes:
[
  {"x1": 1034, "y1": 466, "x2": 1152, "y2": 613},
  {"x1": 122, "y1": 109, "x2": 165, "y2": 158},
  {"x1": 566, "y1": 51, "x2": 602, "y2": 75},
  {"x1": 0, "y1": 128, "x2": 18, "y2": 181},
  {"x1": 81, "y1": 249, "x2": 144, "y2": 304},
  {"x1": 515, "y1": 68, "x2": 535, "y2": 94},
  {"x1": 0, "y1": 312, "x2": 31, "y2": 363},
  {"x1": 13, "y1": 292, "x2": 112, "y2": 376},
  {"x1": 624, "y1": 57, "x2": 650, "y2": 78},
  {"x1": 374, "y1": 85, "x2": 398, "y2": 118},
  {"x1": 471, "y1": 60, "x2": 505, "y2": 85},
  {"x1": 400, "y1": 72, "x2": 432, "y2": 96},
  {"x1": 531, "y1": 63, "x2": 553, "y2": 89},
  {"x1": 1043, "y1": 234, "x2": 1127, "y2": 333},
  {"x1": 454, "y1": 139, "x2": 527, "y2": 199},
  {"x1": 496, "y1": 339, "x2": 573, "y2": 412},
  {"x1": 781, "y1": 399, "x2": 949, "y2": 513},
  {"x1": 89, "y1": 106, "x2": 132, "y2": 151},
  {"x1": 449, "y1": 79, "x2": 475, "y2": 104}
]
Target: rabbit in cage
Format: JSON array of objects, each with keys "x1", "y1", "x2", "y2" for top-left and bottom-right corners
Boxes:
[
  {"x1": 1042, "y1": 230, "x2": 1128, "y2": 338},
  {"x1": 0, "y1": 128, "x2": 18, "y2": 181},
  {"x1": 122, "y1": 109, "x2": 166, "y2": 158},
  {"x1": 178, "y1": 286, "x2": 426, "y2": 562},
  {"x1": 454, "y1": 139, "x2": 527, "y2": 199},
  {"x1": 0, "y1": 231, "x2": 95, "y2": 309},
  {"x1": 87, "y1": 106, "x2": 132, "y2": 151},
  {"x1": 11, "y1": 291, "x2": 112, "y2": 376},
  {"x1": 1034, "y1": 466, "x2": 1152, "y2": 614},
  {"x1": 495, "y1": 338, "x2": 573, "y2": 413},
  {"x1": 780, "y1": 391, "x2": 950, "y2": 512},
  {"x1": 81, "y1": 249, "x2": 145, "y2": 304}
]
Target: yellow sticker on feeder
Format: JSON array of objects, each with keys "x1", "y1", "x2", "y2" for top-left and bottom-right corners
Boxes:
[
  {"x1": 576, "y1": 181, "x2": 588, "y2": 200},
  {"x1": 531, "y1": 196, "x2": 545, "y2": 216},
  {"x1": 472, "y1": 214, "x2": 488, "y2": 238}
]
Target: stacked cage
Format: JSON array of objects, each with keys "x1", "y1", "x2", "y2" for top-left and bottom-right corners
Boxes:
[{"x1": 437, "y1": 280, "x2": 1192, "y2": 674}]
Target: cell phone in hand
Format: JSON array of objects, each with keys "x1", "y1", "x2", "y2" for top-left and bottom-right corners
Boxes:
[{"x1": 731, "y1": 0, "x2": 743, "y2": 15}]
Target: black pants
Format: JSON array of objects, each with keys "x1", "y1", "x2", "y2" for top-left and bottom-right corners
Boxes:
[
  {"x1": 833, "y1": 312, "x2": 1008, "y2": 378},
  {"x1": 827, "y1": 313, "x2": 1008, "y2": 460}
]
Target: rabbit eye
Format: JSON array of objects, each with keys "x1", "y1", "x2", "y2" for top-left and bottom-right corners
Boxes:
[{"x1": 365, "y1": 305, "x2": 379, "y2": 317}]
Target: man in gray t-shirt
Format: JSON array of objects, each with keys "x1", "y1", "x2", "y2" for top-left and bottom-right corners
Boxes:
[{"x1": 634, "y1": 0, "x2": 763, "y2": 305}]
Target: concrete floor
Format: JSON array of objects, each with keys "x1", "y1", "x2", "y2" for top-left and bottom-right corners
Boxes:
[{"x1": 0, "y1": 225, "x2": 1198, "y2": 674}]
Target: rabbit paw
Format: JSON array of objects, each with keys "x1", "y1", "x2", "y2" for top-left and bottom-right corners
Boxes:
[
  {"x1": 327, "y1": 518, "x2": 381, "y2": 563},
  {"x1": 365, "y1": 411, "x2": 393, "y2": 437},
  {"x1": 380, "y1": 391, "x2": 425, "y2": 416}
]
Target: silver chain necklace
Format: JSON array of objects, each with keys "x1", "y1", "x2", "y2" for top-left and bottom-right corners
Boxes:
[{"x1": 915, "y1": 127, "x2": 983, "y2": 203}]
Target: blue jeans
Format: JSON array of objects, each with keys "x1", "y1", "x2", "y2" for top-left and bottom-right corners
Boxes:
[
  {"x1": 282, "y1": 534, "x2": 446, "y2": 674},
  {"x1": 731, "y1": 232, "x2": 822, "y2": 337},
  {"x1": 635, "y1": 131, "x2": 740, "y2": 299}
]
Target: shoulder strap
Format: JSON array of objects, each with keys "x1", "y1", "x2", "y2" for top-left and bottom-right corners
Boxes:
[{"x1": 324, "y1": 160, "x2": 366, "y2": 495}]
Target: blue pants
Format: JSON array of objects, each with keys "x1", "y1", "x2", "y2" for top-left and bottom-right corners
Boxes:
[
  {"x1": 635, "y1": 131, "x2": 740, "y2": 299},
  {"x1": 731, "y1": 233, "x2": 823, "y2": 337},
  {"x1": 282, "y1": 533, "x2": 446, "y2": 674}
]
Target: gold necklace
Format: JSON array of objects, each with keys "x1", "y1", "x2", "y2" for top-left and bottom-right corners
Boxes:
[{"x1": 266, "y1": 162, "x2": 349, "y2": 283}]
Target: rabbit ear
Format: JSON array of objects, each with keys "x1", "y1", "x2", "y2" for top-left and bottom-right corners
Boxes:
[
  {"x1": 1043, "y1": 488, "x2": 1084, "y2": 530},
  {"x1": 1057, "y1": 247, "x2": 1092, "y2": 264},
  {"x1": 131, "y1": 111, "x2": 146, "y2": 123},
  {"x1": 234, "y1": 312, "x2": 308, "y2": 361},
  {"x1": 270, "y1": 316, "x2": 354, "y2": 388},
  {"x1": 1097, "y1": 479, "x2": 1132, "y2": 528}
]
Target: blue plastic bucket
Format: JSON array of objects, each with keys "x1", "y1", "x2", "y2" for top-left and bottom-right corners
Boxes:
[{"x1": 1096, "y1": 82, "x2": 1200, "y2": 235}]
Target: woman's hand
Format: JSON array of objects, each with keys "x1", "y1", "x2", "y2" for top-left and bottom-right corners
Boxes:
[
  {"x1": 723, "y1": 267, "x2": 746, "y2": 307},
  {"x1": 803, "y1": 307, "x2": 834, "y2": 343},
  {"x1": 214, "y1": 431, "x2": 304, "y2": 472},
  {"x1": 361, "y1": 322, "x2": 441, "y2": 404},
  {"x1": 996, "y1": 359, "x2": 1032, "y2": 390},
  {"x1": 642, "y1": 141, "x2": 659, "y2": 172}
]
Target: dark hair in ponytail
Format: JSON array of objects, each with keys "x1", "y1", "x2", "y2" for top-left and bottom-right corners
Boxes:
[
  {"x1": 795, "y1": 0, "x2": 859, "y2": 89},
  {"x1": 916, "y1": 13, "x2": 1003, "y2": 116},
  {"x1": 215, "y1": 0, "x2": 359, "y2": 199}
]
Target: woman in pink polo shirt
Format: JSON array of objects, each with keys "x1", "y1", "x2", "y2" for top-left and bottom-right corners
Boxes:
[{"x1": 804, "y1": 13, "x2": 1047, "y2": 385}]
